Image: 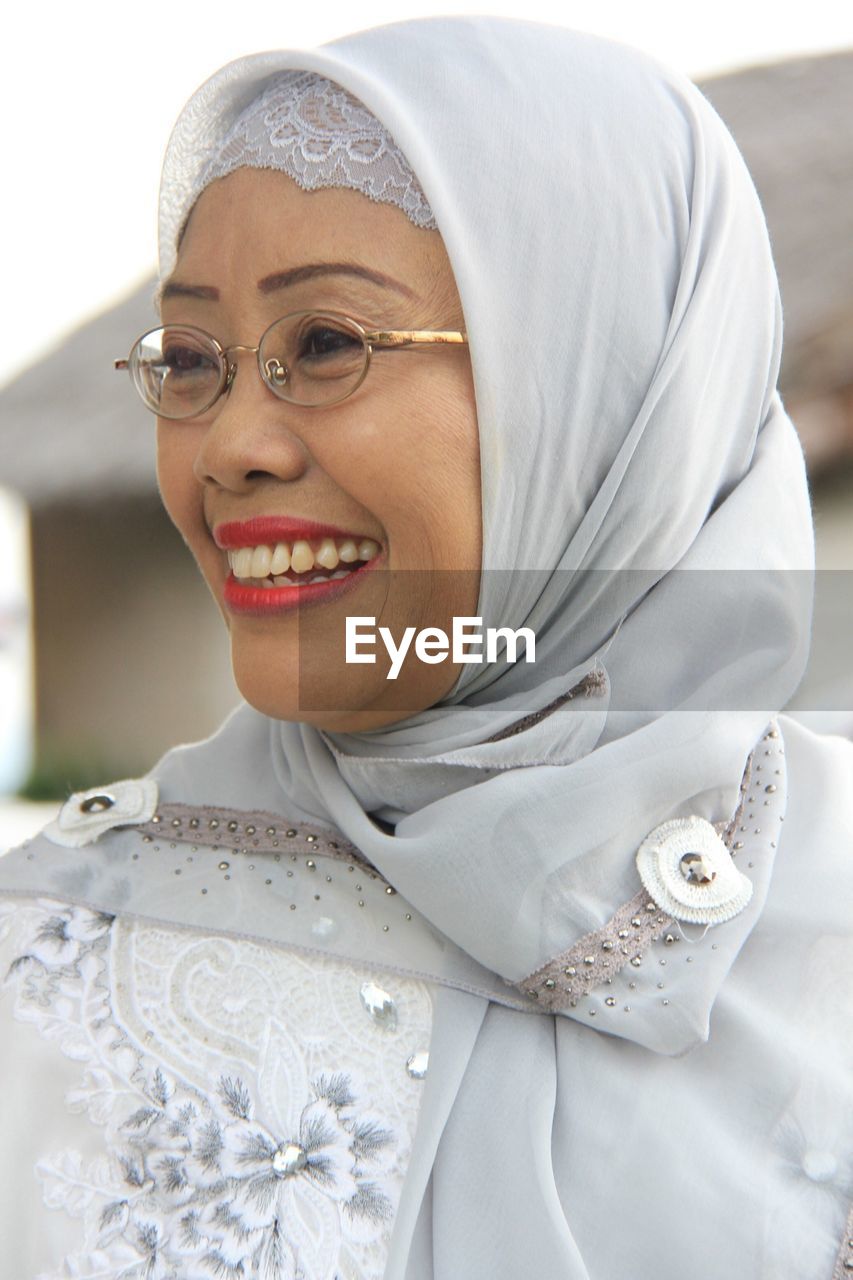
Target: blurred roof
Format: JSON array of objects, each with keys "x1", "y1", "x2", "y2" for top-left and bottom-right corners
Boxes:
[
  {"x1": 1, "y1": 49, "x2": 851, "y2": 507},
  {"x1": 1, "y1": 281, "x2": 159, "y2": 506}
]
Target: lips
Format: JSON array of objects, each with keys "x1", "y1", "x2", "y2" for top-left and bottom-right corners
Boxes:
[
  {"x1": 223, "y1": 555, "x2": 382, "y2": 616},
  {"x1": 214, "y1": 517, "x2": 375, "y2": 549}
]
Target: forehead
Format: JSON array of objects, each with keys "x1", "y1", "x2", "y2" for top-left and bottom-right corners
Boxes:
[{"x1": 169, "y1": 166, "x2": 451, "y2": 303}]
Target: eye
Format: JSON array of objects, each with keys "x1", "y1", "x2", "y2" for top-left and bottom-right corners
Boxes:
[
  {"x1": 298, "y1": 322, "x2": 363, "y2": 360},
  {"x1": 162, "y1": 343, "x2": 218, "y2": 375}
]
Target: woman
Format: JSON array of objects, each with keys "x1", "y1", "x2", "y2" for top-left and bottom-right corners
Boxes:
[{"x1": 0, "y1": 16, "x2": 850, "y2": 1279}]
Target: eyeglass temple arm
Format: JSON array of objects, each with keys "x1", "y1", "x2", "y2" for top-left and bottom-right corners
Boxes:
[{"x1": 367, "y1": 330, "x2": 467, "y2": 347}]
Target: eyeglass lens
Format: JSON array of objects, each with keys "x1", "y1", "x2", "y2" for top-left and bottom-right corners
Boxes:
[{"x1": 130, "y1": 313, "x2": 371, "y2": 417}]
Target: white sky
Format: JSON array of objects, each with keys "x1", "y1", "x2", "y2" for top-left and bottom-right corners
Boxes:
[{"x1": 2, "y1": 0, "x2": 851, "y2": 388}]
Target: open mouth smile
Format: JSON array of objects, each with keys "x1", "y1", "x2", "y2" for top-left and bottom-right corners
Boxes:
[{"x1": 215, "y1": 527, "x2": 383, "y2": 615}]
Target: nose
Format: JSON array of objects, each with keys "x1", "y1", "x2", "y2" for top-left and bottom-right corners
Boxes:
[{"x1": 192, "y1": 348, "x2": 311, "y2": 493}]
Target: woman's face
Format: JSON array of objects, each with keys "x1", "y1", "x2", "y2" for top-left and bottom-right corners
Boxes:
[{"x1": 156, "y1": 167, "x2": 481, "y2": 732}]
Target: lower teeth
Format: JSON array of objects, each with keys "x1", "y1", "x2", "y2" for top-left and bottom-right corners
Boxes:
[{"x1": 237, "y1": 564, "x2": 362, "y2": 588}]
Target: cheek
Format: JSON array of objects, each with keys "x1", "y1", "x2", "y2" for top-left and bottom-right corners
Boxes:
[{"x1": 156, "y1": 425, "x2": 206, "y2": 544}]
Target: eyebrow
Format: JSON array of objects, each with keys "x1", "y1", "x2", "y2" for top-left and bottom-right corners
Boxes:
[{"x1": 156, "y1": 261, "x2": 418, "y2": 307}]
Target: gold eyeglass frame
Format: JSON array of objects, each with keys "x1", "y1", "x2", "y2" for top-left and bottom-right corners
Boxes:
[{"x1": 114, "y1": 310, "x2": 469, "y2": 417}]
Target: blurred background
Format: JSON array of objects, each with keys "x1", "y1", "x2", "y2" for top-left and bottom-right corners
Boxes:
[{"x1": 1, "y1": 1, "x2": 852, "y2": 846}]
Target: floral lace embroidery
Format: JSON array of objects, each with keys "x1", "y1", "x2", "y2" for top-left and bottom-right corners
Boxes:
[
  {"x1": 196, "y1": 72, "x2": 437, "y2": 231},
  {"x1": 1, "y1": 898, "x2": 432, "y2": 1279}
]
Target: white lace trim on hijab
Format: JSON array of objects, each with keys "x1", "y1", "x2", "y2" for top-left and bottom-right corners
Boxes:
[{"x1": 189, "y1": 70, "x2": 437, "y2": 232}]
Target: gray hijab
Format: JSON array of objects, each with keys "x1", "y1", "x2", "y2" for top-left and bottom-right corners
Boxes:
[
  {"x1": 155, "y1": 14, "x2": 812, "y2": 974},
  {"x1": 5, "y1": 17, "x2": 816, "y2": 1276}
]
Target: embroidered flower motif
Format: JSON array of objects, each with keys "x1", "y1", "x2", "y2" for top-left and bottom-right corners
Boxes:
[{"x1": 3, "y1": 900, "x2": 400, "y2": 1280}]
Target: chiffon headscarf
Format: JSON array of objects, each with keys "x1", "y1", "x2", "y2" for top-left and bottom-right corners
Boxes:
[{"x1": 151, "y1": 16, "x2": 815, "y2": 1272}]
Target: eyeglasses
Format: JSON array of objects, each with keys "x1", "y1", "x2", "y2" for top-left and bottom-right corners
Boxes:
[{"x1": 114, "y1": 310, "x2": 468, "y2": 418}]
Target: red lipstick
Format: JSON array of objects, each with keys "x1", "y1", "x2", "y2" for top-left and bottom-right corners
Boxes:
[
  {"x1": 223, "y1": 556, "x2": 382, "y2": 616},
  {"x1": 214, "y1": 517, "x2": 375, "y2": 549}
]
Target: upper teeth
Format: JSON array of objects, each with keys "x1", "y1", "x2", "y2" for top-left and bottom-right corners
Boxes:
[{"x1": 228, "y1": 537, "x2": 380, "y2": 579}]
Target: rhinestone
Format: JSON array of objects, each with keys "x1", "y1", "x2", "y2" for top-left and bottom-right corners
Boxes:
[
  {"x1": 189, "y1": 817, "x2": 199, "y2": 828},
  {"x1": 664, "y1": 933, "x2": 677, "y2": 945},
  {"x1": 628, "y1": 982, "x2": 637, "y2": 989},
  {"x1": 272, "y1": 1142, "x2": 307, "y2": 1177},
  {"x1": 630, "y1": 917, "x2": 642, "y2": 927},
  {"x1": 266, "y1": 827, "x2": 276, "y2": 836},
  {"x1": 218, "y1": 861, "x2": 230, "y2": 870},
  {"x1": 544, "y1": 978, "x2": 556, "y2": 989},
  {"x1": 306, "y1": 834, "x2": 318, "y2": 843},
  {"x1": 588, "y1": 1009, "x2": 596, "y2": 1017},
  {"x1": 645, "y1": 902, "x2": 656, "y2": 911},
  {"x1": 171, "y1": 818, "x2": 181, "y2": 828},
  {"x1": 246, "y1": 825, "x2": 256, "y2": 835},
  {"x1": 679, "y1": 852, "x2": 717, "y2": 884},
  {"x1": 564, "y1": 966, "x2": 577, "y2": 976},
  {"x1": 624, "y1": 1005, "x2": 631, "y2": 1011},
  {"x1": 604, "y1": 997, "x2": 616, "y2": 1007},
  {"x1": 686, "y1": 955, "x2": 693, "y2": 962},
  {"x1": 79, "y1": 793, "x2": 115, "y2": 814},
  {"x1": 385, "y1": 886, "x2": 396, "y2": 895},
  {"x1": 601, "y1": 941, "x2": 614, "y2": 951},
  {"x1": 630, "y1": 956, "x2": 642, "y2": 967},
  {"x1": 618, "y1": 929, "x2": 629, "y2": 939},
  {"x1": 227, "y1": 821, "x2": 238, "y2": 832},
  {"x1": 142, "y1": 835, "x2": 152, "y2": 843},
  {"x1": 326, "y1": 875, "x2": 332, "y2": 882},
  {"x1": 404, "y1": 913, "x2": 412, "y2": 920},
  {"x1": 286, "y1": 829, "x2": 297, "y2": 838},
  {"x1": 527, "y1": 989, "x2": 539, "y2": 999},
  {"x1": 152, "y1": 815, "x2": 161, "y2": 824},
  {"x1": 358, "y1": 900, "x2": 365, "y2": 907},
  {"x1": 764, "y1": 783, "x2": 777, "y2": 795},
  {"x1": 209, "y1": 819, "x2": 219, "y2": 829},
  {"x1": 662, "y1": 999, "x2": 670, "y2": 1006},
  {"x1": 406, "y1": 1050, "x2": 429, "y2": 1079},
  {"x1": 306, "y1": 860, "x2": 316, "y2": 870},
  {"x1": 733, "y1": 841, "x2": 744, "y2": 850},
  {"x1": 657, "y1": 982, "x2": 665, "y2": 989},
  {"x1": 265, "y1": 878, "x2": 271, "y2": 885},
  {"x1": 382, "y1": 924, "x2": 390, "y2": 931},
  {"x1": 583, "y1": 956, "x2": 595, "y2": 966}
]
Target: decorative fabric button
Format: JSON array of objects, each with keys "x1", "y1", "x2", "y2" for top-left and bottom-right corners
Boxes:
[
  {"x1": 44, "y1": 779, "x2": 159, "y2": 848},
  {"x1": 635, "y1": 816, "x2": 752, "y2": 924}
]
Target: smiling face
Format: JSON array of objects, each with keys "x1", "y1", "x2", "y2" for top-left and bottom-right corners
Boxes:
[{"x1": 156, "y1": 166, "x2": 482, "y2": 732}]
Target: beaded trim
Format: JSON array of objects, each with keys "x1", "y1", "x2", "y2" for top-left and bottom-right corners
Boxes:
[
  {"x1": 136, "y1": 806, "x2": 382, "y2": 879},
  {"x1": 484, "y1": 669, "x2": 607, "y2": 744},
  {"x1": 512, "y1": 724, "x2": 774, "y2": 1011},
  {"x1": 520, "y1": 889, "x2": 674, "y2": 1005},
  {"x1": 832, "y1": 1203, "x2": 853, "y2": 1279}
]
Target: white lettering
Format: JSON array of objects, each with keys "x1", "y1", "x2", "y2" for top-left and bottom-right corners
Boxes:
[
  {"x1": 378, "y1": 625, "x2": 417, "y2": 680},
  {"x1": 345, "y1": 617, "x2": 537, "y2": 677},
  {"x1": 486, "y1": 626, "x2": 536, "y2": 663},
  {"x1": 452, "y1": 616, "x2": 484, "y2": 663},
  {"x1": 414, "y1": 627, "x2": 450, "y2": 664},
  {"x1": 346, "y1": 616, "x2": 378, "y2": 663}
]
